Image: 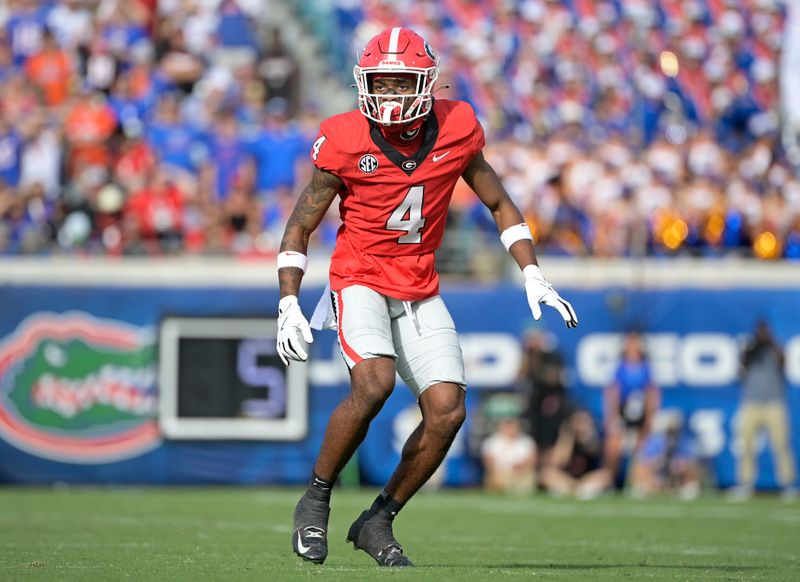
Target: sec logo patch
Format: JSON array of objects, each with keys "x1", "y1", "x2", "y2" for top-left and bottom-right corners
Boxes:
[{"x1": 359, "y1": 154, "x2": 379, "y2": 173}]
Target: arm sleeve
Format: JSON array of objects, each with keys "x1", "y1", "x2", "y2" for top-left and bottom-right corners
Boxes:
[{"x1": 457, "y1": 102, "x2": 486, "y2": 172}]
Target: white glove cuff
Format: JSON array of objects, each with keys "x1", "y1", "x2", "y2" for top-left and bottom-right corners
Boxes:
[
  {"x1": 279, "y1": 295, "x2": 299, "y2": 313},
  {"x1": 500, "y1": 223, "x2": 533, "y2": 251},
  {"x1": 277, "y1": 251, "x2": 308, "y2": 272},
  {"x1": 523, "y1": 264, "x2": 545, "y2": 283}
]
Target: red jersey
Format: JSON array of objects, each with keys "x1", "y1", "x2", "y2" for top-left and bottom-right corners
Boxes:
[{"x1": 312, "y1": 99, "x2": 485, "y2": 300}]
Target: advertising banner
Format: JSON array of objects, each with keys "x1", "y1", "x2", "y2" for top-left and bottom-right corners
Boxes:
[{"x1": 0, "y1": 283, "x2": 797, "y2": 489}]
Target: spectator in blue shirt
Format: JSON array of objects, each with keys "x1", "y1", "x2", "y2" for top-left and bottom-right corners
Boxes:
[
  {"x1": 205, "y1": 108, "x2": 249, "y2": 201},
  {"x1": 146, "y1": 93, "x2": 206, "y2": 176},
  {"x1": 629, "y1": 410, "x2": 700, "y2": 500},
  {"x1": 217, "y1": 0, "x2": 257, "y2": 52},
  {"x1": 108, "y1": 73, "x2": 147, "y2": 133},
  {"x1": 5, "y1": 0, "x2": 52, "y2": 67},
  {"x1": 248, "y1": 98, "x2": 307, "y2": 197},
  {"x1": 602, "y1": 331, "x2": 661, "y2": 486},
  {"x1": 100, "y1": 6, "x2": 149, "y2": 58}
]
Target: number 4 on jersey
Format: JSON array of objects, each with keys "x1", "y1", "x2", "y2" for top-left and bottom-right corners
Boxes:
[{"x1": 387, "y1": 186, "x2": 426, "y2": 244}]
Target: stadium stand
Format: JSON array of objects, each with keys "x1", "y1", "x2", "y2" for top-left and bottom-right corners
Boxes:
[
  {"x1": 296, "y1": 0, "x2": 799, "y2": 262},
  {"x1": 0, "y1": 0, "x2": 798, "y2": 264},
  {"x1": 0, "y1": 0, "x2": 321, "y2": 257}
]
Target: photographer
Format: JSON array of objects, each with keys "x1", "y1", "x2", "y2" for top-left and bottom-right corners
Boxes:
[{"x1": 729, "y1": 320, "x2": 797, "y2": 500}]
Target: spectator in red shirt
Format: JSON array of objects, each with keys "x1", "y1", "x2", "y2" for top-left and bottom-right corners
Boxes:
[
  {"x1": 114, "y1": 125, "x2": 156, "y2": 193},
  {"x1": 63, "y1": 90, "x2": 117, "y2": 178},
  {"x1": 124, "y1": 168, "x2": 184, "y2": 252}
]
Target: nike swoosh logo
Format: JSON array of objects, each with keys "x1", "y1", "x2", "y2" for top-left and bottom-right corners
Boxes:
[
  {"x1": 296, "y1": 532, "x2": 311, "y2": 554},
  {"x1": 432, "y1": 151, "x2": 450, "y2": 162}
]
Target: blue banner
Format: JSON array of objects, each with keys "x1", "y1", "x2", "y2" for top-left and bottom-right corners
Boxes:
[{"x1": 0, "y1": 283, "x2": 797, "y2": 489}]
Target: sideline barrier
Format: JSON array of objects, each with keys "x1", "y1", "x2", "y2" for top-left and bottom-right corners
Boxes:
[{"x1": 0, "y1": 258, "x2": 797, "y2": 488}]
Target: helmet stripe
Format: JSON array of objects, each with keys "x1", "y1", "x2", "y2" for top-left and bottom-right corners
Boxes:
[{"x1": 389, "y1": 27, "x2": 402, "y2": 54}]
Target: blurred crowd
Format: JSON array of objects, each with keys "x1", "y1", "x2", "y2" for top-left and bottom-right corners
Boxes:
[
  {"x1": 329, "y1": 0, "x2": 800, "y2": 259},
  {"x1": 0, "y1": 0, "x2": 312, "y2": 256},
  {"x1": 2, "y1": 0, "x2": 800, "y2": 260}
]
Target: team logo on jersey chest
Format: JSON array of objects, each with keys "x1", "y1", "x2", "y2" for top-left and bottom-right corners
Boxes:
[
  {"x1": 359, "y1": 154, "x2": 379, "y2": 173},
  {"x1": 402, "y1": 160, "x2": 417, "y2": 171}
]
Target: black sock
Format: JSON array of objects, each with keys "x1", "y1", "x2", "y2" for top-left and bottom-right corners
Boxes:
[
  {"x1": 369, "y1": 490, "x2": 404, "y2": 520},
  {"x1": 307, "y1": 472, "x2": 334, "y2": 504}
]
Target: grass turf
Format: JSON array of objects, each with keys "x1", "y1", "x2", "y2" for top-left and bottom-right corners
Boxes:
[{"x1": 0, "y1": 487, "x2": 798, "y2": 581}]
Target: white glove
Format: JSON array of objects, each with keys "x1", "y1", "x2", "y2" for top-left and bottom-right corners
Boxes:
[
  {"x1": 277, "y1": 295, "x2": 314, "y2": 365},
  {"x1": 523, "y1": 265, "x2": 579, "y2": 328}
]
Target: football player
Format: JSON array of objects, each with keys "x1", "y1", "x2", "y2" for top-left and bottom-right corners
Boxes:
[{"x1": 277, "y1": 27, "x2": 578, "y2": 567}]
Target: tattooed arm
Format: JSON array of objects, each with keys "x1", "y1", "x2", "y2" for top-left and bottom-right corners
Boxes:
[{"x1": 278, "y1": 167, "x2": 342, "y2": 298}]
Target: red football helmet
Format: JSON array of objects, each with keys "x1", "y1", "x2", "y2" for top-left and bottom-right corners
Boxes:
[{"x1": 353, "y1": 27, "x2": 439, "y2": 126}]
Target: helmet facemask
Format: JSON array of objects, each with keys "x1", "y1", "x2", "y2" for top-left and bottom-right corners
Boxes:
[{"x1": 353, "y1": 66, "x2": 439, "y2": 126}]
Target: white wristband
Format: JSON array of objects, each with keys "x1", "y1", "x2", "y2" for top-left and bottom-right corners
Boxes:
[
  {"x1": 500, "y1": 223, "x2": 533, "y2": 251},
  {"x1": 277, "y1": 251, "x2": 308, "y2": 272}
]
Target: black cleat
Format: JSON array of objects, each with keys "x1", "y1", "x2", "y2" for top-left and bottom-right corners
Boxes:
[
  {"x1": 292, "y1": 526, "x2": 327, "y2": 564},
  {"x1": 292, "y1": 493, "x2": 330, "y2": 564},
  {"x1": 346, "y1": 510, "x2": 414, "y2": 567}
]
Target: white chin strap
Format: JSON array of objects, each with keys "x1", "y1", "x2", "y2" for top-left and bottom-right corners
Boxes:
[{"x1": 379, "y1": 101, "x2": 402, "y2": 124}]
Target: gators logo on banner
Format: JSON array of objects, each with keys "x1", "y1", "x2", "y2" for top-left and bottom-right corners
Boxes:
[{"x1": 0, "y1": 312, "x2": 161, "y2": 464}]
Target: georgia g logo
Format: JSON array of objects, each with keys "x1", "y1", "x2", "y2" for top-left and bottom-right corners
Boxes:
[
  {"x1": 424, "y1": 41, "x2": 437, "y2": 62},
  {"x1": 359, "y1": 154, "x2": 379, "y2": 174}
]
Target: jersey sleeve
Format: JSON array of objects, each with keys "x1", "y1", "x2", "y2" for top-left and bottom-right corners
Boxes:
[
  {"x1": 453, "y1": 101, "x2": 485, "y2": 170},
  {"x1": 469, "y1": 109, "x2": 486, "y2": 157},
  {"x1": 309, "y1": 119, "x2": 344, "y2": 175}
]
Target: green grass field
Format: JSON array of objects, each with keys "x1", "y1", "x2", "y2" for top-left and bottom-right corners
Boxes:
[{"x1": 1, "y1": 487, "x2": 798, "y2": 581}]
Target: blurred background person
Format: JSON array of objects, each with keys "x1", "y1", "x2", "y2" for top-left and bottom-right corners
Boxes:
[
  {"x1": 480, "y1": 396, "x2": 537, "y2": 495},
  {"x1": 629, "y1": 410, "x2": 701, "y2": 500},
  {"x1": 603, "y1": 331, "x2": 661, "y2": 487},
  {"x1": 24, "y1": 27, "x2": 74, "y2": 109},
  {"x1": 539, "y1": 409, "x2": 612, "y2": 500},
  {"x1": 517, "y1": 328, "x2": 572, "y2": 467},
  {"x1": 729, "y1": 319, "x2": 797, "y2": 501}
]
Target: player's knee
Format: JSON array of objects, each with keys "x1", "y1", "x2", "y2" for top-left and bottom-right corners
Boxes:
[
  {"x1": 440, "y1": 405, "x2": 466, "y2": 436},
  {"x1": 427, "y1": 399, "x2": 466, "y2": 436},
  {"x1": 349, "y1": 358, "x2": 395, "y2": 413}
]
